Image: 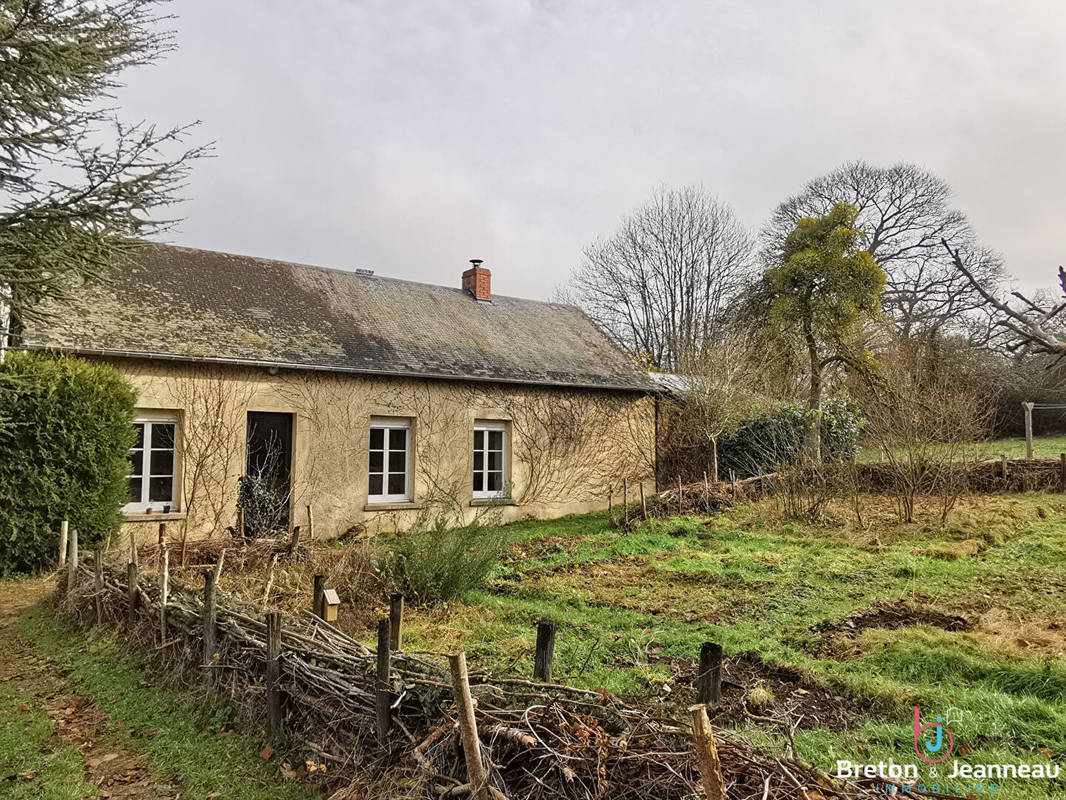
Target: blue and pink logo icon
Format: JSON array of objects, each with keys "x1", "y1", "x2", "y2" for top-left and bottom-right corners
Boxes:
[{"x1": 913, "y1": 706, "x2": 955, "y2": 763}]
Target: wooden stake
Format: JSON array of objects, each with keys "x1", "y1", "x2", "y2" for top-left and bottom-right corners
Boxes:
[
  {"x1": 389, "y1": 593, "x2": 404, "y2": 651},
  {"x1": 94, "y1": 547, "x2": 104, "y2": 625},
  {"x1": 58, "y1": 520, "x2": 69, "y2": 568},
  {"x1": 202, "y1": 570, "x2": 217, "y2": 679},
  {"x1": 237, "y1": 506, "x2": 245, "y2": 538},
  {"x1": 688, "y1": 704, "x2": 726, "y2": 800},
  {"x1": 66, "y1": 528, "x2": 78, "y2": 591},
  {"x1": 306, "y1": 504, "x2": 314, "y2": 540},
  {"x1": 213, "y1": 548, "x2": 226, "y2": 583},
  {"x1": 608, "y1": 486, "x2": 613, "y2": 528},
  {"x1": 1023, "y1": 401, "x2": 1034, "y2": 459},
  {"x1": 1001, "y1": 454, "x2": 1009, "y2": 481},
  {"x1": 1060, "y1": 453, "x2": 1065, "y2": 493},
  {"x1": 622, "y1": 478, "x2": 628, "y2": 526},
  {"x1": 697, "y1": 641, "x2": 723, "y2": 705},
  {"x1": 448, "y1": 652, "x2": 490, "y2": 800},
  {"x1": 533, "y1": 620, "x2": 556, "y2": 683},
  {"x1": 639, "y1": 482, "x2": 647, "y2": 520},
  {"x1": 129, "y1": 529, "x2": 137, "y2": 568},
  {"x1": 126, "y1": 561, "x2": 138, "y2": 631},
  {"x1": 266, "y1": 612, "x2": 282, "y2": 735},
  {"x1": 159, "y1": 548, "x2": 169, "y2": 642},
  {"x1": 376, "y1": 617, "x2": 392, "y2": 741},
  {"x1": 703, "y1": 471, "x2": 709, "y2": 509},
  {"x1": 312, "y1": 574, "x2": 325, "y2": 619},
  {"x1": 157, "y1": 522, "x2": 166, "y2": 571},
  {"x1": 678, "y1": 476, "x2": 683, "y2": 515},
  {"x1": 288, "y1": 524, "x2": 302, "y2": 557},
  {"x1": 730, "y1": 470, "x2": 736, "y2": 498}
]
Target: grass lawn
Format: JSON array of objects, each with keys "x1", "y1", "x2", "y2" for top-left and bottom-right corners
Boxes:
[{"x1": 369, "y1": 494, "x2": 1066, "y2": 799}]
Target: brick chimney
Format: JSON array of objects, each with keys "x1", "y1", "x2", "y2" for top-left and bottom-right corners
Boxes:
[{"x1": 462, "y1": 259, "x2": 491, "y2": 301}]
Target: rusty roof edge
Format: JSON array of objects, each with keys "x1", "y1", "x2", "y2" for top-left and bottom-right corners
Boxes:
[{"x1": 19, "y1": 343, "x2": 654, "y2": 394}]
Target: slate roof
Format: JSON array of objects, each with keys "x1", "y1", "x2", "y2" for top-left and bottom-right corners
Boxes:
[{"x1": 23, "y1": 244, "x2": 652, "y2": 391}]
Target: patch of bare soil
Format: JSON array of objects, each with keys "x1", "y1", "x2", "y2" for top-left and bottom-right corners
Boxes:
[
  {"x1": 0, "y1": 578, "x2": 182, "y2": 798},
  {"x1": 651, "y1": 653, "x2": 867, "y2": 731},
  {"x1": 812, "y1": 599, "x2": 971, "y2": 639}
]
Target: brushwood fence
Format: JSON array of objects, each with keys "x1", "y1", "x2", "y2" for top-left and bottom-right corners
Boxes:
[{"x1": 58, "y1": 551, "x2": 936, "y2": 800}]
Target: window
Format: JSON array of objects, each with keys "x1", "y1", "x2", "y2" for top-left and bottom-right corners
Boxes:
[
  {"x1": 368, "y1": 418, "x2": 410, "y2": 502},
  {"x1": 473, "y1": 421, "x2": 507, "y2": 499},
  {"x1": 126, "y1": 415, "x2": 178, "y2": 512}
]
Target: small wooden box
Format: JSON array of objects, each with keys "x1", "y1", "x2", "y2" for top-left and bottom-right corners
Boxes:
[{"x1": 322, "y1": 588, "x2": 341, "y2": 623}]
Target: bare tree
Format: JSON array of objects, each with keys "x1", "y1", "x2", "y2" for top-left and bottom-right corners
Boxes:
[
  {"x1": 674, "y1": 332, "x2": 770, "y2": 482},
  {"x1": 763, "y1": 161, "x2": 1004, "y2": 346},
  {"x1": 944, "y1": 239, "x2": 1066, "y2": 358},
  {"x1": 569, "y1": 186, "x2": 755, "y2": 371}
]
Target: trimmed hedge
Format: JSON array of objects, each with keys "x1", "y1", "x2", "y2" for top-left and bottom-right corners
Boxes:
[{"x1": 0, "y1": 352, "x2": 136, "y2": 576}]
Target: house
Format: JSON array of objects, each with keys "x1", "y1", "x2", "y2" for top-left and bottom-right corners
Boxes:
[{"x1": 22, "y1": 244, "x2": 656, "y2": 541}]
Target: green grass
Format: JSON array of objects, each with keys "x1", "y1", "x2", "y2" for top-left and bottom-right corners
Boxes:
[
  {"x1": 13, "y1": 604, "x2": 316, "y2": 800},
  {"x1": 860, "y1": 433, "x2": 1066, "y2": 461},
  {"x1": 387, "y1": 495, "x2": 1066, "y2": 799},
  {"x1": 0, "y1": 683, "x2": 92, "y2": 800}
]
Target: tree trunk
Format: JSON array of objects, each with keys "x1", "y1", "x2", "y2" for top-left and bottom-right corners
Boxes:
[
  {"x1": 710, "y1": 436, "x2": 719, "y2": 483},
  {"x1": 805, "y1": 326, "x2": 822, "y2": 462}
]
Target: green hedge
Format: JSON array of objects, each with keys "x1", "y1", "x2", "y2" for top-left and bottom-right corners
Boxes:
[
  {"x1": 0, "y1": 352, "x2": 136, "y2": 576},
  {"x1": 717, "y1": 397, "x2": 866, "y2": 478}
]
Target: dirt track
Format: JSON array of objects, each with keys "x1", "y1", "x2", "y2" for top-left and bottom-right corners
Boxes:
[{"x1": 0, "y1": 578, "x2": 181, "y2": 798}]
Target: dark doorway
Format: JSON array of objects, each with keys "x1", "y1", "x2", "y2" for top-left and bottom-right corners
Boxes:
[{"x1": 245, "y1": 411, "x2": 293, "y2": 532}]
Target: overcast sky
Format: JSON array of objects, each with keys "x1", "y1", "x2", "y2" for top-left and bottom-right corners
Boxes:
[{"x1": 121, "y1": 0, "x2": 1066, "y2": 300}]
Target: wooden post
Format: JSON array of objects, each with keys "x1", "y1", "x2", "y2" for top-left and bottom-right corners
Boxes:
[
  {"x1": 237, "y1": 506, "x2": 245, "y2": 538},
  {"x1": 697, "y1": 641, "x2": 723, "y2": 706},
  {"x1": 312, "y1": 574, "x2": 325, "y2": 619},
  {"x1": 448, "y1": 652, "x2": 490, "y2": 800},
  {"x1": 533, "y1": 620, "x2": 556, "y2": 683},
  {"x1": 266, "y1": 612, "x2": 282, "y2": 735},
  {"x1": 730, "y1": 470, "x2": 736, "y2": 498},
  {"x1": 66, "y1": 528, "x2": 78, "y2": 590},
  {"x1": 126, "y1": 561, "x2": 138, "y2": 631},
  {"x1": 688, "y1": 704, "x2": 726, "y2": 800},
  {"x1": 213, "y1": 548, "x2": 226, "y2": 583},
  {"x1": 607, "y1": 486, "x2": 614, "y2": 528},
  {"x1": 202, "y1": 571, "x2": 217, "y2": 677},
  {"x1": 639, "y1": 482, "x2": 647, "y2": 520},
  {"x1": 288, "y1": 524, "x2": 302, "y2": 557},
  {"x1": 157, "y1": 522, "x2": 165, "y2": 567},
  {"x1": 376, "y1": 617, "x2": 392, "y2": 741},
  {"x1": 129, "y1": 529, "x2": 137, "y2": 568},
  {"x1": 93, "y1": 547, "x2": 104, "y2": 625},
  {"x1": 389, "y1": 593, "x2": 404, "y2": 651},
  {"x1": 622, "y1": 478, "x2": 628, "y2": 526},
  {"x1": 306, "y1": 504, "x2": 314, "y2": 541},
  {"x1": 703, "y1": 471, "x2": 709, "y2": 511},
  {"x1": 58, "y1": 520, "x2": 69, "y2": 568},
  {"x1": 1060, "y1": 453, "x2": 1065, "y2": 493},
  {"x1": 1001, "y1": 454, "x2": 1009, "y2": 481},
  {"x1": 159, "y1": 548, "x2": 169, "y2": 642},
  {"x1": 1023, "y1": 401, "x2": 1034, "y2": 459},
  {"x1": 678, "y1": 476, "x2": 683, "y2": 515}
]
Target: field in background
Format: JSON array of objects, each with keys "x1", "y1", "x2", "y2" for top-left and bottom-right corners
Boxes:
[
  {"x1": 339, "y1": 494, "x2": 1066, "y2": 799},
  {"x1": 860, "y1": 434, "x2": 1066, "y2": 462}
]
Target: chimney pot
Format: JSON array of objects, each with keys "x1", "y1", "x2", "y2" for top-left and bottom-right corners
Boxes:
[{"x1": 462, "y1": 259, "x2": 491, "y2": 301}]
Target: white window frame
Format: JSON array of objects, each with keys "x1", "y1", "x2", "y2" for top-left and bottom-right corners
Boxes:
[
  {"x1": 368, "y1": 417, "x2": 411, "y2": 503},
  {"x1": 473, "y1": 420, "x2": 508, "y2": 500},
  {"x1": 124, "y1": 413, "x2": 179, "y2": 513}
]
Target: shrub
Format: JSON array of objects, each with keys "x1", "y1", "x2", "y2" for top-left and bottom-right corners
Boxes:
[
  {"x1": 0, "y1": 352, "x2": 136, "y2": 576},
  {"x1": 716, "y1": 398, "x2": 866, "y2": 478},
  {"x1": 382, "y1": 515, "x2": 511, "y2": 603}
]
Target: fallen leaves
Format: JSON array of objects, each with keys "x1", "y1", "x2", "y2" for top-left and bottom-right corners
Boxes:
[{"x1": 259, "y1": 744, "x2": 274, "y2": 760}]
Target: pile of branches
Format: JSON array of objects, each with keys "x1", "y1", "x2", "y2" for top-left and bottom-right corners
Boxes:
[
  {"x1": 135, "y1": 536, "x2": 294, "y2": 572},
  {"x1": 61, "y1": 557, "x2": 930, "y2": 800},
  {"x1": 624, "y1": 475, "x2": 775, "y2": 523}
]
